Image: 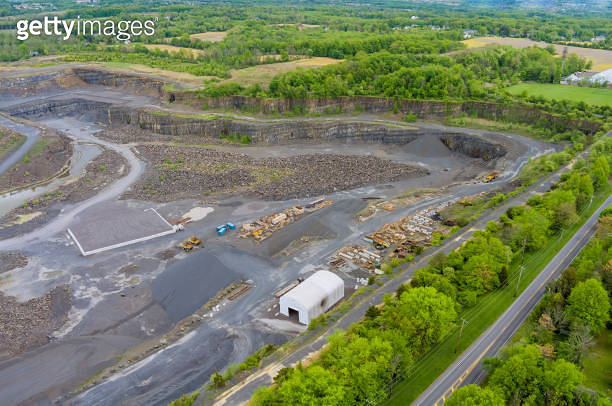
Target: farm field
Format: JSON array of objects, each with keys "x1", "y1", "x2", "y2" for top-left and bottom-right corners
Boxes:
[
  {"x1": 506, "y1": 83, "x2": 612, "y2": 107},
  {"x1": 142, "y1": 44, "x2": 208, "y2": 58},
  {"x1": 189, "y1": 31, "x2": 227, "y2": 42},
  {"x1": 463, "y1": 36, "x2": 612, "y2": 72},
  {"x1": 226, "y1": 57, "x2": 342, "y2": 86}
]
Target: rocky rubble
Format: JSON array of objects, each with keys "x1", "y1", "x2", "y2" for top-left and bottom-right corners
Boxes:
[
  {"x1": 124, "y1": 144, "x2": 427, "y2": 202},
  {"x1": 0, "y1": 252, "x2": 28, "y2": 273},
  {"x1": 0, "y1": 286, "x2": 71, "y2": 357}
]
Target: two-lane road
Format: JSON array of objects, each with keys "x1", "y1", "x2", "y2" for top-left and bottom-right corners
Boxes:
[{"x1": 414, "y1": 194, "x2": 612, "y2": 406}]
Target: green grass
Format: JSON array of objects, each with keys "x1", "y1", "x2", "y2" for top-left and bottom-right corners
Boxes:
[
  {"x1": 439, "y1": 197, "x2": 488, "y2": 225},
  {"x1": 444, "y1": 116, "x2": 545, "y2": 139},
  {"x1": 386, "y1": 188, "x2": 610, "y2": 405},
  {"x1": 506, "y1": 83, "x2": 612, "y2": 107},
  {"x1": 582, "y1": 328, "x2": 612, "y2": 397}
]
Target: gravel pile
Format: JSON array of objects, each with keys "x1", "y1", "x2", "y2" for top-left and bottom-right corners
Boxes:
[
  {"x1": 125, "y1": 144, "x2": 427, "y2": 201},
  {"x1": 0, "y1": 286, "x2": 71, "y2": 357},
  {"x1": 0, "y1": 252, "x2": 27, "y2": 274}
]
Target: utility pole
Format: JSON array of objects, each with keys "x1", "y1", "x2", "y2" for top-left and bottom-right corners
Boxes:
[
  {"x1": 515, "y1": 265, "x2": 525, "y2": 297},
  {"x1": 454, "y1": 318, "x2": 467, "y2": 353},
  {"x1": 515, "y1": 236, "x2": 527, "y2": 297}
]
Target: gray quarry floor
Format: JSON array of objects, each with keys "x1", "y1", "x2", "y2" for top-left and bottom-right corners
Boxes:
[{"x1": 0, "y1": 67, "x2": 558, "y2": 406}]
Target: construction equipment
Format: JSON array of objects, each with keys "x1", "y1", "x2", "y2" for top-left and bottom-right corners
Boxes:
[
  {"x1": 484, "y1": 172, "x2": 499, "y2": 183},
  {"x1": 180, "y1": 241, "x2": 194, "y2": 251},
  {"x1": 364, "y1": 235, "x2": 390, "y2": 250},
  {"x1": 187, "y1": 236, "x2": 201, "y2": 245}
]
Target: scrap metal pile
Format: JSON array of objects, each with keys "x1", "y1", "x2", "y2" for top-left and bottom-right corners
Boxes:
[{"x1": 241, "y1": 199, "x2": 333, "y2": 242}]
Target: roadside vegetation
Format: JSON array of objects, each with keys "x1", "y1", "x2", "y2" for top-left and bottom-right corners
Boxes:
[
  {"x1": 448, "y1": 185, "x2": 612, "y2": 405},
  {"x1": 249, "y1": 138, "x2": 612, "y2": 405}
]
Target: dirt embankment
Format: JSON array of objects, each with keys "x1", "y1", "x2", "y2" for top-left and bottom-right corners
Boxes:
[
  {"x1": 0, "y1": 285, "x2": 72, "y2": 358},
  {"x1": 0, "y1": 252, "x2": 72, "y2": 358},
  {"x1": 0, "y1": 149, "x2": 128, "y2": 227},
  {"x1": 123, "y1": 144, "x2": 427, "y2": 202},
  {"x1": 0, "y1": 126, "x2": 26, "y2": 161},
  {"x1": 0, "y1": 131, "x2": 72, "y2": 193}
]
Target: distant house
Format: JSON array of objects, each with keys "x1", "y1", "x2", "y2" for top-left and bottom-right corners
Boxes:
[
  {"x1": 411, "y1": 15, "x2": 419, "y2": 20},
  {"x1": 592, "y1": 69, "x2": 612, "y2": 85},
  {"x1": 591, "y1": 35, "x2": 606, "y2": 43},
  {"x1": 561, "y1": 69, "x2": 611, "y2": 86},
  {"x1": 463, "y1": 29, "x2": 478, "y2": 39},
  {"x1": 561, "y1": 71, "x2": 595, "y2": 84}
]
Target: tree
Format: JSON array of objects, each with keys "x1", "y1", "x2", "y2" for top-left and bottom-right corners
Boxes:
[
  {"x1": 489, "y1": 345, "x2": 544, "y2": 404},
  {"x1": 392, "y1": 287, "x2": 457, "y2": 352},
  {"x1": 566, "y1": 278, "x2": 610, "y2": 334},
  {"x1": 322, "y1": 334, "x2": 392, "y2": 403},
  {"x1": 275, "y1": 365, "x2": 345, "y2": 406},
  {"x1": 590, "y1": 155, "x2": 610, "y2": 190},
  {"x1": 445, "y1": 385, "x2": 504, "y2": 406},
  {"x1": 507, "y1": 208, "x2": 549, "y2": 252},
  {"x1": 559, "y1": 324, "x2": 595, "y2": 365},
  {"x1": 542, "y1": 359, "x2": 583, "y2": 405}
]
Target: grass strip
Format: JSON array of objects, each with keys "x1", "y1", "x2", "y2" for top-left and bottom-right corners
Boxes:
[{"x1": 386, "y1": 189, "x2": 610, "y2": 405}]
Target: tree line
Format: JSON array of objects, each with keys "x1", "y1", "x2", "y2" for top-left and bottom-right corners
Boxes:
[{"x1": 248, "y1": 140, "x2": 611, "y2": 405}]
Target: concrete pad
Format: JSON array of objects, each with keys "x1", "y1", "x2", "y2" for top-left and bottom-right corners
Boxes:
[{"x1": 68, "y1": 205, "x2": 175, "y2": 256}]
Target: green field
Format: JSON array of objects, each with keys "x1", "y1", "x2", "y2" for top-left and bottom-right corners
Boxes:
[
  {"x1": 386, "y1": 189, "x2": 610, "y2": 405},
  {"x1": 582, "y1": 328, "x2": 612, "y2": 397},
  {"x1": 506, "y1": 83, "x2": 612, "y2": 107}
]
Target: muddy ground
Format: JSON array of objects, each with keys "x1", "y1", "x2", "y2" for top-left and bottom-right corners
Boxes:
[
  {"x1": 0, "y1": 131, "x2": 71, "y2": 193},
  {"x1": 123, "y1": 143, "x2": 428, "y2": 202}
]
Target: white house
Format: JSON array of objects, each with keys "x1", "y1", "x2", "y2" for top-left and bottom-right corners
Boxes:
[{"x1": 279, "y1": 271, "x2": 344, "y2": 325}]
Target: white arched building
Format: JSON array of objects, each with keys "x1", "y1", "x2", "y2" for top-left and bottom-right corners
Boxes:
[{"x1": 279, "y1": 271, "x2": 344, "y2": 325}]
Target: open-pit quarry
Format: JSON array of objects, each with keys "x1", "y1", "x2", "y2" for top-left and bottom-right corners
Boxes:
[{"x1": 0, "y1": 65, "x2": 556, "y2": 405}]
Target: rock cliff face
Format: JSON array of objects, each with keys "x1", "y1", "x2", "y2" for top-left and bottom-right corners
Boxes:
[
  {"x1": 439, "y1": 134, "x2": 506, "y2": 161},
  {"x1": 167, "y1": 93, "x2": 601, "y2": 135},
  {"x1": 71, "y1": 68, "x2": 168, "y2": 97},
  {"x1": 107, "y1": 108, "x2": 424, "y2": 144},
  {"x1": 107, "y1": 107, "x2": 507, "y2": 159},
  {"x1": 1, "y1": 97, "x2": 508, "y2": 161},
  {"x1": 0, "y1": 70, "x2": 86, "y2": 97},
  {"x1": 3, "y1": 98, "x2": 111, "y2": 119}
]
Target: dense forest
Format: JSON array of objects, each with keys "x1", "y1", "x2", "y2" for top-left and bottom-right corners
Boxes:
[{"x1": 249, "y1": 139, "x2": 612, "y2": 405}]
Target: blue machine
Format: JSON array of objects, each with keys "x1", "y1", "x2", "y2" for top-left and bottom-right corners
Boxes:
[
  {"x1": 226, "y1": 222, "x2": 236, "y2": 230},
  {"x1": 217, "y1": 226, "x2": 227, "y2": 236}
]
